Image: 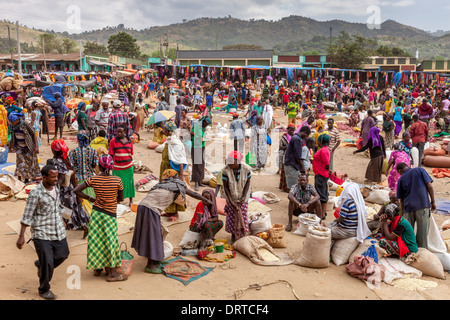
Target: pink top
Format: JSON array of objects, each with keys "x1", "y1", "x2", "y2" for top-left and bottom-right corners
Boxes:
[{"x1": 313, "y1": 147, "x2": 331, "y2": 178}]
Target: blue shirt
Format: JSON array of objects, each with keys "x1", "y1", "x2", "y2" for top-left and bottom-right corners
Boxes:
[
  {"x1": 206, "y1": 96, "x2": 213, "y2": 106},
  {"x1": 284, "y1": 133, "x2": 304, "y2": 171},
  {"x1": 397, "y1": 167, "x2": 433, "y2": 213}
]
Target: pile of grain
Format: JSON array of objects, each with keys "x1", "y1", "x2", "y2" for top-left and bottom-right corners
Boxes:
[
  {"x1": 257, "y1": 248, "x2": 280, "y2": 262},
  {"x1": 391, "y1": 276, "x2": 438, "y2": 291}
]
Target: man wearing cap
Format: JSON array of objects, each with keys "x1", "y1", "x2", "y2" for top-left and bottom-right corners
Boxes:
[
  {"x1": 229, "y1": 113, "x2": 247, "y2": 153},
  {"x1": 45, "y1": 92, "x2": 64, "y2": 140},
  {"x1": 108, "y1": 100, "x2": 130, "y2": 141}
]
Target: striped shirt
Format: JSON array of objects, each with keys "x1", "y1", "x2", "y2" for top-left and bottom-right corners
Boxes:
[
  {"x1": 338, "y1": 199, "x2": 358, "y2": 230},
  {"x1": 85, "y1": 175, "x2": 124, "y2": 217},
  {"x1": 329, "y1": 127, "x2": 341, "y2": 150},
  {"x1": 109, "y1": 137, "x2": 133, "y2": 171}
]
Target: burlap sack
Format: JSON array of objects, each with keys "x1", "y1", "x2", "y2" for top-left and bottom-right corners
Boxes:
[
  {"x1": 402, "y1": 248, "x2": 446, "y2": 280},
  {"x1": 331, "y1": 237, "x2": 360, "y2": 266},
  {"x1": 296, "y1": 226, "x2": 331, "y2": 268},
  {"x1": 267, "y1": 224, "x2": 287, "y2": 248}
]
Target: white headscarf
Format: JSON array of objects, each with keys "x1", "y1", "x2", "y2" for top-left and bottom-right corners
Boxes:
[{"x1": 338, "y1": 183, "x2": 371, "y2": 243}]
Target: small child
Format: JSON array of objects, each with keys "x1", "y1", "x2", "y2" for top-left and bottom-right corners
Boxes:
[{"x1": 90, "y1": 129, "x2": 109, "y2": 151}]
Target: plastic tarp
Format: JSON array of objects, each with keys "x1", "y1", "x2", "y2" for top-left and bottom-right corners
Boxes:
[
  {"x1": 71, "y1": 79, "x2": 96, "y2": 89},
  {"x1": 42, "y1": 84, "x2": 65, "y2": 102}
]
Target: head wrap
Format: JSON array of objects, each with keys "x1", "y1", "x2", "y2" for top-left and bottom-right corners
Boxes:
[
  {"x1": 164, "y1": 121, "x2": 177, "y2": 133},
  {"x1": 338, "y1": 183, "x2": 371, "y2": 243},
  {"x1": 393, "y1": 142, "x2": 404, "y2": 152},
  {"x1": 77, "y1": 101, "x2": 86, "y2": 110},
  {"x1": 228, "y1": 151, "x2": 244, "y2": 162},
  {"x1": 162, "y1": 169, "x2": 178, "y2": 181},
  {"x1": 51, "y1": 139, "x2": 69, "y2": 159},
  {"x1": 54, "y1": 92, "x2": 62, "y2": 98},
  {"x1": 368, "y1": 127, "x2": 382, "y2": 148},
  {"x1": 316, "y1": 119, "x2": 324, "y2": 130},
  {"x1": 5, "y1": 96, "x2": 14, "y2": 102},
  {"x1": 99, "y1": 154, "x2": 114, "y2": 174},
  {"x1": 8, "y1": 111, "x2": 23, "y2": 123},
  {"x1": 233, "y1": 113, "x2": 239, "y2": 118},
  {"x1": 318, "y1": 133, "x2": 330, "y2": 146}
]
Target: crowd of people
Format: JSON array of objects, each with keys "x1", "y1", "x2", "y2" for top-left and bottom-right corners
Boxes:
[{"x1": 3, "y1": 68, "x2": 447, "y2": 299}]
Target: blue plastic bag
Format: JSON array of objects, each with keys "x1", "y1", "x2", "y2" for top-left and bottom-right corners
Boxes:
[
  {"x1": 266, "y1": 134, "x2": 272, "y2": 146},
  {"x1": 362, "y1": 240, "x2": 379, "y2": 263}
]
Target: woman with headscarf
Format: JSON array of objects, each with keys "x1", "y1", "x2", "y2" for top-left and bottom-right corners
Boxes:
[
  {"x1": 354, "y1": 126, "x2": 387, "y2": 184},
  {"x1": 312, "y1": 119, "x2": 330, "y2": 149},
  {"x1": 328, "y1": 183, "x2": 371, "y2": 245},
  {"x1": 8, "y1": 112, "x2": 40, "y2": 183},
  {"x1": 382, "y1": 113, "x2": 395, "y2": 150},
  {"x1": 315, "y1": 100, "x2": 326, "y2": 120},
  {"x1": 189, "y1": 188, "x2": 224, "y2": 250},
  {"x1": 278, "y1": 123, "x2": 296, "y2": 192},
  {"x1": 159, "y1": 121, "x2": 188, "y2": 222},
  {"x1": 135, "y1": 97, "x2": 148, "y2": 131},
  {"x1": 48, "y1": 139, "x2": 90, "y2": 239},
  {"x1": 77, "y1": 101, "x2": 89, "y2": 137},
  {"x1": 250, "y1": 116, "x2": 268, "y2": 171},
  {"x1": 68, "y1": 132, "x2": 98, "y2": 199},
  {"x1": 74, "y1": 154, "x2": 126, "y2": 282},
  {"x1": 30, "y1": 101, "x2": 42, "y2": 149},
  {"x1": 222, "y1": 151, "x2": 252, "y2": 243},
  {"x1": 387, "y1": 142, "x2": 411, "y2": 191},
  {"x1": 191, "y1": 116, "x2": 211, "y2": 191},
  {"x1": 360, "y1": 110, "x2": 376, "y2": 146},
  {"x1": 109, "y1": 124, "x2": 135, "y2": 206},
  {"x1": 132, "y1": 169, "x2": 212, "y2": 274}
]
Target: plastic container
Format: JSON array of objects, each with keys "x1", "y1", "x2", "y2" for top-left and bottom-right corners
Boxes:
[
  {"x1": 214, "y1": 242, "x2": 224, "y2": 253},
  {"x1": 181, "y1": 249, "x2": 198, "y2": 256},
  {"x1": 0, "y1": 147, "x2": 8, "y2": 165}
]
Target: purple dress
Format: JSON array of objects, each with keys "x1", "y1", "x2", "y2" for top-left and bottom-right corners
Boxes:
[
  {"x1": 388, "y1": 151, "x2": 411, "y2": 191},
  {"x1": 361, "y1": 116, "x2": 376, "y2": 146}
]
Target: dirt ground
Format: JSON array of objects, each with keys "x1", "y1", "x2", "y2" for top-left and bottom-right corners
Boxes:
[{"x1": 1, "y1": 97, "x2": 450, "y2": 301}]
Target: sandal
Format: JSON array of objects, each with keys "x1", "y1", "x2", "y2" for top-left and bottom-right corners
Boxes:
[
  {"x1": 106, "y1": 274, "x2": 128, "y2": 282},
  {"x1": 145, "y1": 266, "x2": 162, "y2": 274},
  {"x1": 94, "y1": 269, "x2": 103, "y2": 277},
  {"x1": 168, "y1": 217, "x2": 179, "y2": 222}
]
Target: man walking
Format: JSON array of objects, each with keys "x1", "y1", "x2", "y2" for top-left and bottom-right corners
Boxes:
[
  {"x1": 17, "y1": 165, "x2": 69, "y2": 300},
  {"x1": 229, "y1": 113, "x2": 247, "y2": 153},
  {"x1": 396, "y1": 163, "x2": 436, "y2": 249}
]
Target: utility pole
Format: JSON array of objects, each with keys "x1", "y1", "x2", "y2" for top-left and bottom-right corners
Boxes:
[
  {"x1": 7, "y1": 25, "x2": 14, "y2": 69},
  {"x1": 16, "y1": 21, "x2": 22, "y2": 74},
  {"x1": 79, "y1": 41, "x2": 83, "y2": 71},
  {"x1": 42, "y1": 37, "x2": 47, "y2": 71}
]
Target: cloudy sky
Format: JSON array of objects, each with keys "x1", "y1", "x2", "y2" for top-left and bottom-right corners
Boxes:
[{"x1": 3, "y1": 0, "x2": 449, "y2": 33}]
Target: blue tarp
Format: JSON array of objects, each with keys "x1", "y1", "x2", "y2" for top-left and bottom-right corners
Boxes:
[{"x1": 42, "y1": 84, "x2": 65, "y2": 102}]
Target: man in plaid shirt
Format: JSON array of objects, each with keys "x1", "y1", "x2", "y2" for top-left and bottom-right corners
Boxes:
[
  {"x1": 16, "y1": 165, "x2": 69, "y2": 300},
  {"x1": 108, "y1": 100, "x2": 130, "y2": 141}
]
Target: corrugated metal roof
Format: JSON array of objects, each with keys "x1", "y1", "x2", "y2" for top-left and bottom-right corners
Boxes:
[{"x1": 177, "y1": 50, "x2": 273, "y2": 60}]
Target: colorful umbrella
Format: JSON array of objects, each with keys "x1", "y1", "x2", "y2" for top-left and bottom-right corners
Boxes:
[
  {"x1": 148, "y1": 110, "x2": 176, "y2": 125},
  {"x1": 66, "y1": 98, "x2": 84, "y2": 109}
]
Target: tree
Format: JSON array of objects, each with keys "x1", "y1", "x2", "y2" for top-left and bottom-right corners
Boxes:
[
  {"x1": 84, "y1": 41, "x2": 109, "y2": 56},
  {"x1": 107, "y1": 32, "x2": 141, "y2": 58},
  {"x1": 327, "y1": 31, "x2": 371, "y2": 69},
  {"x1": 61, "y1": 38, "x2": 77, "y2": 54}
]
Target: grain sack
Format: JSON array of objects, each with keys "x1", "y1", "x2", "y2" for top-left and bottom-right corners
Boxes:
[
  {"x1": 349, "y1": 239, "x2": 387, "y2": 263},
  {"x1": 424, "y1": 147, "x2": 446, "y2": 157},
  {"x1": 402, "y1": 248, "x2": 446, "y2": 280},
  {"x1": 251, "y1": 191, "x2": 281, "y2": 204},
  {"x1": 331, "y1": 237, "x2": 360, "y2": 266},
  {"x1": 267, "y1": 224, "x2": 287, "y2": 248},
  {"x1": 179, "y1": 230, "x2": 201, "y2": 250},
  {"x1": 365, "y1": 189, "x2": 390, "y2": 205},
  {"x1": 164, "y1": 241, "x2": 174, "y2": 260},
  {"x1": 148, "y1": 141, "x2": 160, "y2": 150},
  {"x1": 296, "y1": 226, "x2": 331, "y2": 268},
  {"x1": 423, "y1": 156, "x2": 450, "y2": 169},
  {"x1": 248, "y1": 212, "x2": 272, "y2": 234},
  {"x1": 233, "y1": 236, "x2": 293, "y2": 266},
  {"x1": 293, "y1": 214, "x2": 321, "y2": 237},
  {"x1": 379, "y1": 257, "x2": 422, "y2": 285}
]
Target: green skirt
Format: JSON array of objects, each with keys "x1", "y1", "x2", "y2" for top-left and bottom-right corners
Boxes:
[
  {"x1": 86, "y1": 209, "x2": 121, "y2": 270},
  {"x1": 113, "y1": 167, "x2": 136, "y2": 199}
]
